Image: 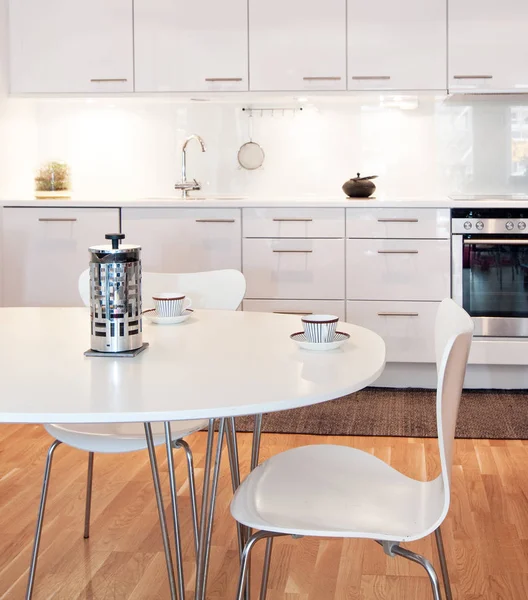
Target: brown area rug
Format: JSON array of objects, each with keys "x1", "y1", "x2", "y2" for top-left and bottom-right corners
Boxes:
[{"x1": 235, "y1": 388, "x2": 528, "y2": 439}]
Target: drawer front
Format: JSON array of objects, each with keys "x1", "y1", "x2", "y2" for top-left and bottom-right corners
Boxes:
[
  {"x1": 243, "y1": 208, "x2": 345, "y2": 238},
  {"x1": 243, "y1": 299, "x2": 346, "y2": 321},
  {"x1": 346, "y1": 300, "x2": 439, "y2": 363},
  {"x1": 346, "y1": 208, "x2": 450, "y2": 239},
  {"x1": 243, "y1": 238, "x2": 345, "y2": 299},
  {"x1": 347, "y1": 239, "x2": 450, "y2": 301}
]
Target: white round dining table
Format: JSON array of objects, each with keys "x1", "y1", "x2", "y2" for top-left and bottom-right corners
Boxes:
[{"x1": 0, "y1": 307, "x2": 385, "y2": 600}]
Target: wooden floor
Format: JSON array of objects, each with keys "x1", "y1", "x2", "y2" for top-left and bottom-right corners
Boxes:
[{"x1": 1, "y1": 425, "x2": 528, "y2": 599}]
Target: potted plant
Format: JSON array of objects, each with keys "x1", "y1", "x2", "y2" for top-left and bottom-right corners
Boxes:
[{"x1": 35, "y1": 161, "x2": 71, "y2": 199}]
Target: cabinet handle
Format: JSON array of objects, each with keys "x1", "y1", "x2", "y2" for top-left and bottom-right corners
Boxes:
[
  {"x1": 195, "y1": 219, "x2": 236, "y2": 223},
  {"x1": 352, "y1": 76, "x2": 391, "y2": 80},
  {"x1": 377, "y1": 218, "x2": 418, "y2": 223},
  {"x1": 272, "y1": 218, "x2": 313, "y2": 222},
  {"x1": 303, "y1": 76, "x2": 342, "y2": 81},
  {"x1": 453, "y1": 75, "x2": 493, "y2": 80},
  {"x1": 38, "y1": 218, "x2": 77, "y2": 222},
  {"x1": 90, "y1": 78, "x2": 128, "y2": 83},
  {"x1": 378, "y1": 311, "x2": 419, "y2": 317},
  {"x1": 273, "y1": 250, "x2": 313, "y2": 253},
  {"x1": 205, "y1": 78, "x2": 243, "y2": 82},
  {"x1": 377, "y1": 249, "x2": 418, "y2": 254},
  {"x1": 273, "y1": 311, "x2": 313, "y2": 315}
]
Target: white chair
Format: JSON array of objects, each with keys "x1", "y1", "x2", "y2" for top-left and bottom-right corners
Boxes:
[
  {"x1": 230, "y1": 298, "x2": 473, "y2": 600},
  {"x1": 27, "y1": 269, "x2": 246, "y2": 599}
]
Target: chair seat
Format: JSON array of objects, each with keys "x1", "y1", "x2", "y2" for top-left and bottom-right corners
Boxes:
[
  {"x1": 231, "y1": 444, "x2": 445, "y2": 542},
  {"x1": 45, "y1": 420, "x2": 208, "y2": 453}
]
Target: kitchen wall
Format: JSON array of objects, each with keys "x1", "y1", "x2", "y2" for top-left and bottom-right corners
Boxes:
[
  {"x1": 0, "y1": 92, "x2": 527, "y2": 200},
  {"x1": 0, "y1": 0, "x2": 9, "y2": 189}
]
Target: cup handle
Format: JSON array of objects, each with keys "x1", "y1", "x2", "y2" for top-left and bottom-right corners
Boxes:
[{"x1": 184, "y1": 298, "x2": 192, "y2": 311}]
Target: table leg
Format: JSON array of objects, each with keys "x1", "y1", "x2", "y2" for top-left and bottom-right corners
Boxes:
[
  {"x1": 144, "y1": 423, "x2": 177, "y2": 600},
  {"x1": 195, "y1": 418, "x2": 226, "y2": 600},
  {"x1": 226, "y1": 417, "x2": 244, "y2": 559},
  {"x1": 164, "y1": 421, "x2": 186, "y2": 600}
]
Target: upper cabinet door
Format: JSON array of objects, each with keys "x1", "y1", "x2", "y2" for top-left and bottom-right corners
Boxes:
[
  {"x1": 9, "y1": 0, "x2": 133, "y2": 93},
  {"x1": 449, "y1": 0, "x2": 528, "y2": 92},
  {"x1": 135, "y1": 0, "x2": 248, "y2": 92},
  {"x1": 249, "y1": 0, "x2": 346, "y2": 92},
  {"x1": 348, "y1": 0, "x2": 446, "y2": 91}
]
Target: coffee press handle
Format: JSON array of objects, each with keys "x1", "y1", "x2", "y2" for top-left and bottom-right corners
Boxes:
[{"x1": 105, "y1": 233, "x2": 125, "y2": 250}]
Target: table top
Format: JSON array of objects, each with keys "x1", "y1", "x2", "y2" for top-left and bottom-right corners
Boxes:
[{"x1": 0, "y1": 308, "x2": 385, "y2": 424}]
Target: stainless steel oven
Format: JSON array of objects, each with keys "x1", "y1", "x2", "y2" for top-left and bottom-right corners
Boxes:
[{"x1": 452, "y1": 209, "x2": 528, "y2": 337}]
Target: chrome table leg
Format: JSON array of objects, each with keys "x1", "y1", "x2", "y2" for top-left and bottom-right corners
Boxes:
[
  {"x1": 144, "y1": 422, "x2": 177, "y2": 600},
  {"x1": 435, "y1": 526, "x2": 453, "y2": 600},
  {"x1": 259, "y1": 537, "x2": 274, "y2": 600},
  {"x1": 195, "y1": 418, "x2": 226, "y2": 600},
  {"x1": 26, "y1": 439, "x2": 62, "y2": 600},
  {"x1": 175, "y1": 438, "x2": 200, "y2": 556},
  {"x1": 226, "y1": 417, "x2": 244, "y2": 559},
  {"x1": 83, "y1": 452, "x2": 94, "y2": 539},
  {"x1": 165, "y1": 421, "x2": 186, "y2": 600}
]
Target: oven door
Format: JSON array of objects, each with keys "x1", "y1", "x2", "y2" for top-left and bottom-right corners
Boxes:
[{"x1": 452, "y1": 235, "x2": 528, "y2": 337}]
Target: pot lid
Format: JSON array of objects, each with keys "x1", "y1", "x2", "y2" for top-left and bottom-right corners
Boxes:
[
  {"x1": 351, "y1": 172, "x2": 378, "y2": 181},
  {"x1": 89, "y1": 233, "x2": 141, "y2": 254}
]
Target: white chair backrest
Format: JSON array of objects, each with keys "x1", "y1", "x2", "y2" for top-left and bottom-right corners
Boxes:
[
  {"x1": 78, "y1": 268, "x2": 246, "y2": 311},
  {"x1": 435, "y1": 298, "x2": 473, "y2": 514}
]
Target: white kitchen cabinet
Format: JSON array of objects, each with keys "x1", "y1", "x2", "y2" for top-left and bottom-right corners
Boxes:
[
  {"x1": 2, "y1": 208, "x2": 120, "y2": 307},
  {"x1": 346, "y1": 208, "x2": 450, "y2": 239},
  {"x1": 134, "y1": 0, "x2": 248, "y2": 92},
  {"x1": 243, "y1": 238, "x2": 345, "y2": 300},
  {"x1": 249, "y1": 0, "x2": 346, "y2": 91},
  {"x1": 9, "y1": 0, "x2": 134, "y2": 94},
  {"x1": 346, "y1": 300, "x2": 439, "y2": 362},
  {"x1": 121, "y1": 208, "x2": 241, "y2": 274},
  {"x1": 449, "y1": 0, "x2": 528, "y2": 92},
  {"x1": 348, "y1": 0, "x2": 446, "y2": 91},
  {"x1": 346, "y1": 239, "x2": 450, "y2": 301},
  {"x1": 243, "y1": 208, "x2": 345, "y2": 238},
  {"x1": 243, "y1": 299, "x2": 346, "y2": 321}
]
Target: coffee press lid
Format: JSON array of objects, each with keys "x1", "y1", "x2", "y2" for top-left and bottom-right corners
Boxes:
[{"x1": 89, "y1": 233, "x2": 141, "y2": 262}]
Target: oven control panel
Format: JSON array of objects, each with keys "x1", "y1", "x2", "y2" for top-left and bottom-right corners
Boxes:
[{"x1": 452, "y1": 209, "x2": 528, "y2": 235}]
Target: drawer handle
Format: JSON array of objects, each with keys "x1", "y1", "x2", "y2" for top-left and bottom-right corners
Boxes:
[
  {"x1": 378, "y1": 312, "x2": 419, "y2": 317},
  {"x1": 377, "y1": 218, "x2": 419, "y2": 223},
  {"x1": 352, "y1": 76, "x2": 391, "y2": 80},
  {"x1": 377, "y1": 249, "x2": 418, "y2": 254},
  {"x1": 273, "y1": 311, "x2": 313, "y2": 316},
  {"x1": 272, "y1": 218, "x2": 313, "y2": 222},
  {"x1": 303, "y1": 76, "x2": 342, "y2": 81},
  {"x1": 90, "y1": 78, "x2": 128, "y2": 83},
  {"x1": 205, "y1": 78, "x2": 243, "y2": 82},
  {"x1": 453, "y1": 75, "x2": 493, "y2": 80},
  {"x1": 38, "y1": 218, "x2": 77, "y2": 222},
  {"x1": 195, "y1": 219, "x2": 236, "y2": 223},
  {"x1": 273, "y1": 250, "x2": 313, "y2": 253}
]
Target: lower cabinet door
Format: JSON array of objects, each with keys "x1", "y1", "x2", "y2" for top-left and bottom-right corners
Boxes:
[
  {"x1": 243, "y1": 299, "x2": 346, "y2": 321},
  {"x1": 243, "y1": 238, "x2": 345, "y2": 299},
  {"x1": 2, "y1": 207, "x2": 120, "y2": 307},
  {"x1": 346, "y1": 300, "x2": 440, "y2": 363}
]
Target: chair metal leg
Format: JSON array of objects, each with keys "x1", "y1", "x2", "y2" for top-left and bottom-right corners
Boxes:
[
  {"x1": 391, "y1": 545, "x2": 442, "y2": 600},
  {"x1": 236, "y1": 532, "x2": 285, "y2": 600},
  {"x1": 164, "y1": 422, "x2": 186, "y2": 600},
  {"x1": 144, "y1": 423, "x2": 177, "y2": 600},
  {"x1": 26, "y1": 439, "x2": 62, "y2": 600},
  {"x1": 259, "y1": 537, "x2": 274, "y2": 600},
  {"x1": 226, "y1": 417, "x2": 244, "y2": 560},
  {"x1": 83, "y1": 452, "x2": 94, "y2": 539},
  {"x1": 435, "y1": 527, "x2": 453, "y2": 600},
  {"x1": 174, "y1": 438, "x2": 200, "y2": 556}
]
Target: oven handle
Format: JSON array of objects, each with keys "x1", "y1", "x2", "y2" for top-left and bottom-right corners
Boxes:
[{"x1": 464, "y1": 238, "x2": 528, "y2": 245}]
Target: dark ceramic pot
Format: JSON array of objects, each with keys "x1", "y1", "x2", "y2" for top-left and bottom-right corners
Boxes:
[{"x1": 342, "y1": 173, "x2": 377, "y2": 198}]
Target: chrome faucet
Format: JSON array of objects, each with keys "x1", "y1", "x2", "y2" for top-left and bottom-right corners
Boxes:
[{"x1": 175, "y1": 134, "x2": 207, "y2": 198}]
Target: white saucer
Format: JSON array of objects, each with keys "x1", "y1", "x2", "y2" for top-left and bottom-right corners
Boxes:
[
  {"x1": 143, "y1": 308, "x2": 194, "y2": 325},
  {"x1": 290, "y1": 331, "x2": 350, "y2": 351}
]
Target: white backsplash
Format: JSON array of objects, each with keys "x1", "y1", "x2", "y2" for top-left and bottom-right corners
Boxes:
[{"x1": 0, "y1": 93, "x2": 527, "y2": 200}]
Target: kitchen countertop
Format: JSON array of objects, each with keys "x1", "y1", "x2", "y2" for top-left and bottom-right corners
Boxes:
[{"x1": 2, "y1": 195, "x2": 528, "y2": 209}]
